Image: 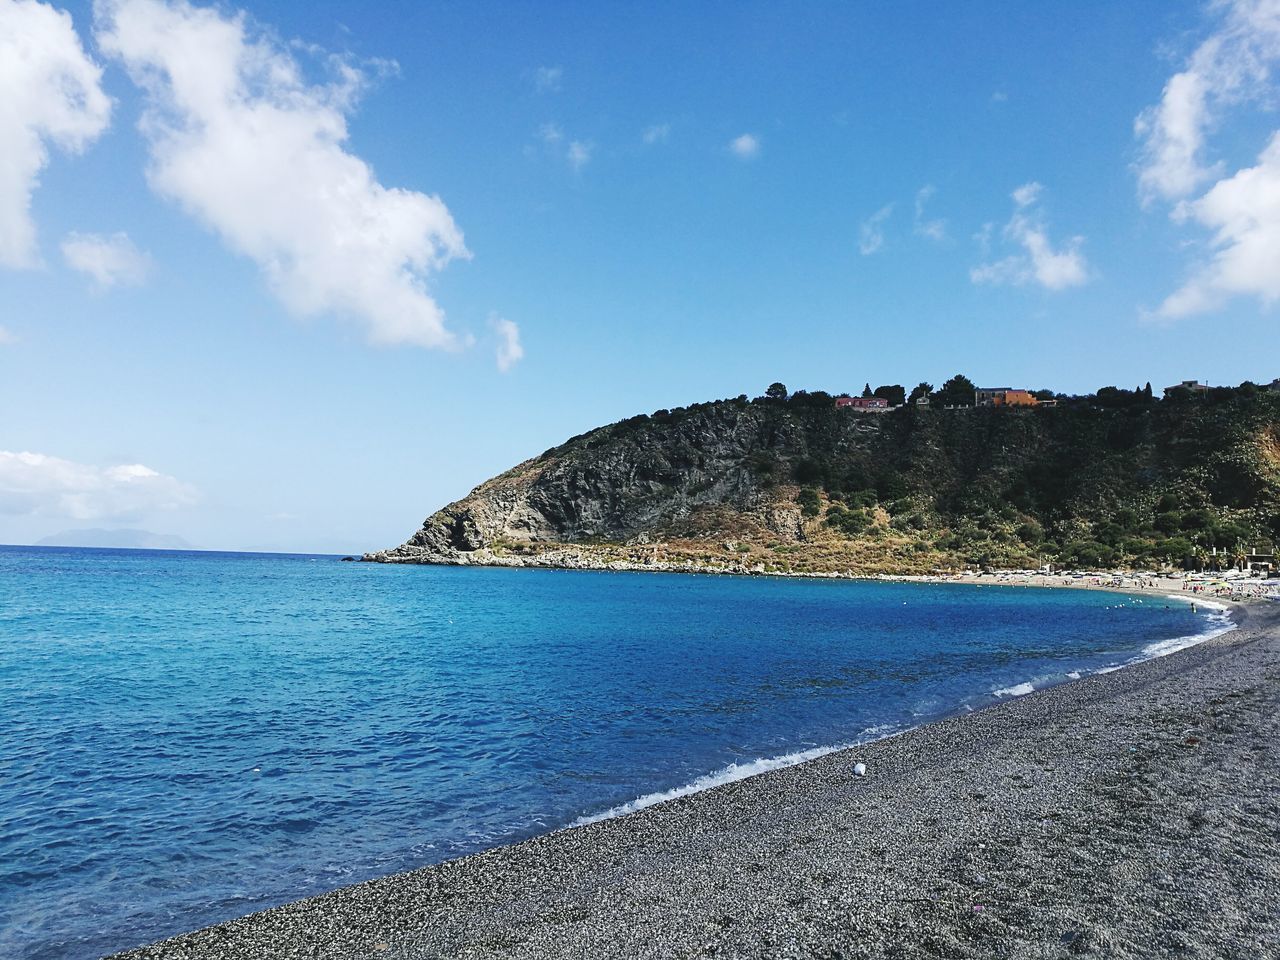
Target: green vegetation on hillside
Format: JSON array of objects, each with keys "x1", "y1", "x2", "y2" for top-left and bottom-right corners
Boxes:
[{"x1": 556, "y1": 379, "x2": 1280, "y2": 572}]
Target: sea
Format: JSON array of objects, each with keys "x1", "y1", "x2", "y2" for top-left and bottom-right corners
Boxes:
[{"x1": 0, "y1": 545, "x2": 1233, "y2": 959}]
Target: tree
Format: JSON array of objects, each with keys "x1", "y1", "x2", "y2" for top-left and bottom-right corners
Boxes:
[
  {"x1": 908, "y1": 382, "x2": 933, "y2": 403},
  {"x1": 873, "y1": 384, "x2": 906, "y2": 406},
  {"x1": 862, "y1": 382, "x2": 873, "y2": 398},
  {"x1": 765, "y1": 382, "x2": 788, "y2": 400},
  {"x1": 936, "y1": 374, "x2": 976, "y2": 408}
]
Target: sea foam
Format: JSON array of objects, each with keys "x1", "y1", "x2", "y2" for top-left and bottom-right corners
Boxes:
[
  {"x1": 572, "y1": 724, "x2": 903, "y2": 827},
  {"x1": 1140, "y1": 596, "x2": 1236, "y2": 658}
]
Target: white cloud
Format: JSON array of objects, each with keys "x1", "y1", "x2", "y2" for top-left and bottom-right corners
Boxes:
[
  {"x1": 1135, "y1": 0, "x2": 1280, "y2": 204},
  {"x1": 971, "y1": 182, "x2": 1089, "y2": 291},
  {"x1": 913, "y1": 185, "x2": 947, "y2": 242},
  {"x1": 94, "y1": 0, "x2": 468, "y2": 349},
  {"x1": 61, "y1": 231, "x2": 152, "y2": 288},
  {"x1": 534, "y1": 65, "x2": 562, "y2": 93},
  {"x1": 532, "y1": 124, "x2": 592, "y2": 170},
  {"x1": 491, "y1": 315, "x2": 523, "y2": 372},
  {"x1": 1011, "y1": 182, "x2": 1042, "y2": 208},
  {"x1": 0, "y1": 0, "x2": 111, "y2": 269},
  {"x1": 1138, "y1": 1, "x2": 1280, "y2": 318},
  {"x1": 0, "y1": 325, "x2": 14, "y2": 345},
  {"x1": 0, "y1": 450, "x2": 196, "y2": 521},
  {"x1": 729, "y1": 133, "x2": 760, "y2": 159},
  {"x1": 858, "y1": 204, "x2": 893, "y2": 255},
  {"x1": 1156, "y1": 131, "x2": 1280, "y2": 317},
  {"x1": 567, "y1": 140, "x2": 592, "y2": 171},
  {"x1": 642, "y1": 123, "x2": 670, "y2": 145}
]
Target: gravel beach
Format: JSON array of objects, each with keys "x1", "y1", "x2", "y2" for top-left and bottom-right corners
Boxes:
[{"x1": 111, "y1": 599, "x2": 1280, "y2": 960}]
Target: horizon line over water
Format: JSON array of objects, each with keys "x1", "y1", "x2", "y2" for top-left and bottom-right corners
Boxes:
[{"x1": 0, "y1": 546, "x2": 1231, "y2": 959}]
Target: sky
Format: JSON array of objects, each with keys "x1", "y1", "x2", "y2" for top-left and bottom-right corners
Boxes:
[{"x1": 2, "y1": 0, "x2": 1279, "y2": 553}]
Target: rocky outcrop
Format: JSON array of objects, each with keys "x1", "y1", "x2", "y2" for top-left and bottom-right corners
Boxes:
[
  {"x1": 364, "y1": 401, "x2": 807, "y2": 565},
  {"x1": 365, "y1": 391, "x2": 1280, "y2": 575}
]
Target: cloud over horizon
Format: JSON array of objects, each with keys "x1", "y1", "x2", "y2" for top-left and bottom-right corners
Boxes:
[
  {"x1": 0, "y1": 450, "x2": 197, "y2": 521},
  {"x1": 970, "y1": 182, "x2": 1089, "y2": 291},
  {"x1": 94, "y1": 0, "x2": 469, "y2": 348},
  {"x1": 0, "y1": 0, "x2": 111, "y2": 269}
]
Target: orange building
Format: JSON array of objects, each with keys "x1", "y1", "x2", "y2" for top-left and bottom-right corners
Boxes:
[
  {"x1": 977, "y1": 387, "x2": 1040, "y2": 407},
  {"x1": 991, "y1": 389, "x2": 1039, "y2": 407}
]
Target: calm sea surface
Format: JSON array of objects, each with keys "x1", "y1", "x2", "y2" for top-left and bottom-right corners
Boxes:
[{"x1": 0, "y1": 546, "x2": 1222, "y2": 958}]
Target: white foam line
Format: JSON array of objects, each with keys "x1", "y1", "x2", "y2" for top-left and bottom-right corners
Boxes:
[
  {"x1": 992, "y1": 681, "x2": 1037, "y2": 698},
  {"x1": 1166, "y1": 593, "x2": 1230, "y2": 612},
  {"x1": 572, "y1": 725, "x2": 903, "y2": 827}
]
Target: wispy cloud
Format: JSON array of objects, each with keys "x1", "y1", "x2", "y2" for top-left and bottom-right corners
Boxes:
[
  {"x1": 0, "y1": 0, "x2": 111, "y2": 269},
  {"x1": 0, "y1": 450, "x2": 196, "y2": 521},
  {"x1": 913, "y1": 185, "x2": 947, "y2": 242},
  {"x1": 61, "y1": 231, "x2": 151, "y2": 289},
  {"x1": 642, "y1": 123, "x2": 670, "y2": 145},
  {"x1": 95, "y1": 0, "x2": 468, "y2": 349},
  {"x1": 532, "y1": 123, "x2": 592, "y2": 171},
  {"x1": 1134, "y1": 0, "x2": 1280, "y2": 204},
  {"x1": 729, "y1": 133, "x2": 760, "y2": 160},
  {"x1": 858, "y1": 204, "x2": 894, "y2": 255},
  {"x1": 491, "y1": 315, "x2": 523, "y2": 372},
  {"x1": 971, "y1": 182, "x2": 1089, "y2": 290},
  {"x1": 0, "y1": 325, "x2": 15, "y2": 346},
  {"x1": 567, "y1": 140, "x2": 592, "y2": 171},
  {"x1": 1136, "y1": 0, "x2": 1280, "y2": 318},
  {"x1": 533, "y1": 65, "x2": 562, "y2": 93}
]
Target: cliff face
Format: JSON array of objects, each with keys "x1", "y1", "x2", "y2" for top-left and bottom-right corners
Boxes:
[{"x1": 365, "y1": 391, "x2": 1280, "y2": 575}]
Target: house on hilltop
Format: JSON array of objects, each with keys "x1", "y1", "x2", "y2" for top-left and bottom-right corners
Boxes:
[
  {"x1": 976, "y1": 387, "x2": 1039, "y2": 408},
  {"x1": 1165, "y1": 380, "x2": 1210, "y2": 394},
  {"x1": 836, "y1": 396, "x2": 891, "y2": 411}
]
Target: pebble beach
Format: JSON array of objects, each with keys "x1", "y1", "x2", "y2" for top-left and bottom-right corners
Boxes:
[{"x1": 109, "y1": 594, "x2": 1280, "y2": 959}]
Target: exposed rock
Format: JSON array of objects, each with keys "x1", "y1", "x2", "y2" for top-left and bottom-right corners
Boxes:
[{"x1": 365, "y1": 392, "x2": 1280, "y2": 575}]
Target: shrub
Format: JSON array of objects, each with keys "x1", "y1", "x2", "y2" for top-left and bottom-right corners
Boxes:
[{"x1": 797, "y1": 488, "x2": 822, "y2": 517}]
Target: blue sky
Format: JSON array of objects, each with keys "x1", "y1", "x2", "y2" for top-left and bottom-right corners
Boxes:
[{"x1": 2, "y1": 0, "x2": 1278, "y2": 552}]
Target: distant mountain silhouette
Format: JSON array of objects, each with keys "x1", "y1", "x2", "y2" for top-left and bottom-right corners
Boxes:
[{"x1": 36, "y1": 528, "x2": 197, "y2": 550}]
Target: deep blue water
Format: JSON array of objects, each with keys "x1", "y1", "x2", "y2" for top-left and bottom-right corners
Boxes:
[{"x1": 0, "y1": 545, "x2": 1224, "y2": 959}]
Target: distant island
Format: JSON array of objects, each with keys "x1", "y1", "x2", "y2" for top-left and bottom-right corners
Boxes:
[
  {"x1": 366, "y1": 376, "x2": 1280, "y2": 576},
  {"x1": 35, "y1": 529, "x2": 197, "y2": 550}
]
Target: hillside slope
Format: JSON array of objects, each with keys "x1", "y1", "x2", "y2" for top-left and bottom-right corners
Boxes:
[{"x1": 365, "y1": 389, "x2": 1280, "y2": 575}]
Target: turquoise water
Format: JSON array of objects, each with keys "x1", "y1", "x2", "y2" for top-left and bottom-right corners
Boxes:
[{"x1": 0, "y1": 546, "x2": 1222, "y2": 958}]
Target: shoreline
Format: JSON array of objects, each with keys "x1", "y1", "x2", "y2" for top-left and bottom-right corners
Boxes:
[
  {"x1": 109, "y1": 591, "x2": 1280, "y2": 959},
  {"x1": 365, "y1": 548, "x2": 1280, "y2": 605},
  {"x1": 572, "y1": 590, "x2": 1238, "y2": 830}
]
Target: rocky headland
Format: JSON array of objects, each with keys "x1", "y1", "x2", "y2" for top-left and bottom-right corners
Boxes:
[{"x1": 365, "y1": 386, "x2": 1280, "y2": 577}]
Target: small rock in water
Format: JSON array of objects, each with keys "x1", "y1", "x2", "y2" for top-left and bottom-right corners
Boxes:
[{"x1": 853, "y1": 762, "x2": 867, "y2": 777}]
